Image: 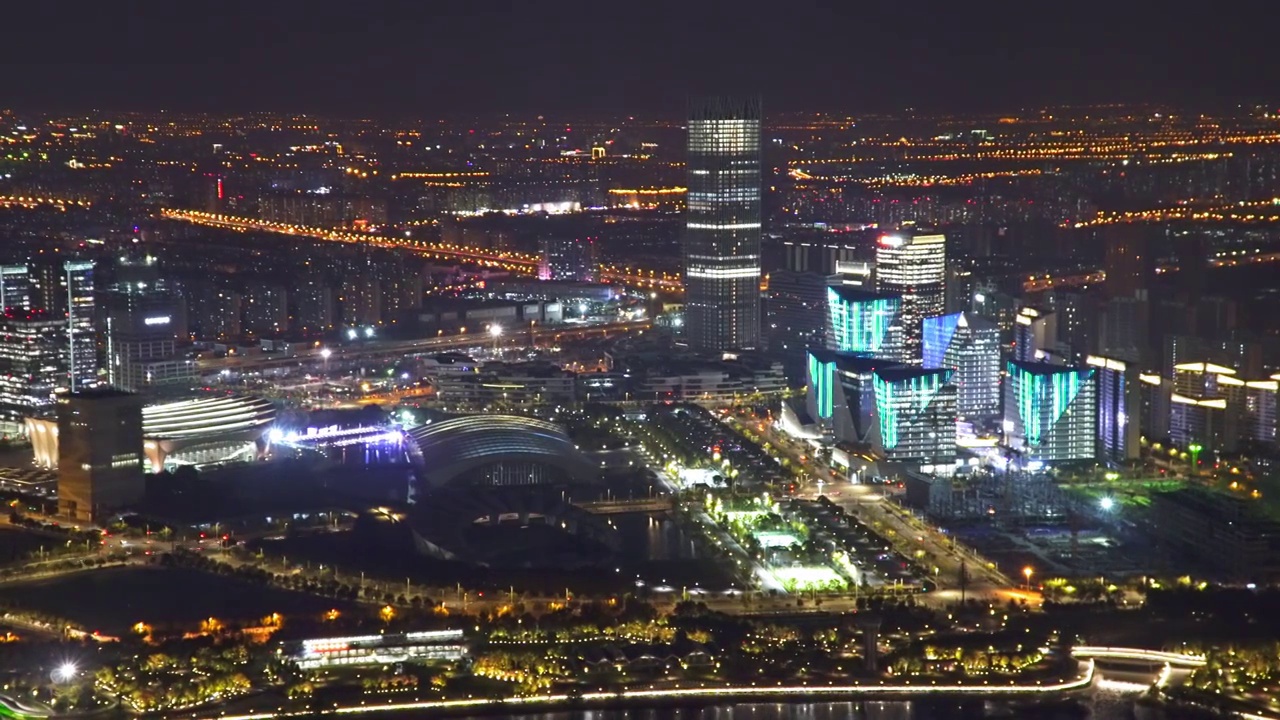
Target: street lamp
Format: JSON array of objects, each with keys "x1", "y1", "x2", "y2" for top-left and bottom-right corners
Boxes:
[
  {"x1": 1188, "y1": 443, "x2": 1203, "y2": 472},
  {"x1": 1023, "y1": 566, "x2": 1034, "y2": 590},
  {"x1": 319, "y1": 347, "x2": 332, "y2": 373},
  {"x1": 52, "y1": 662, "x2": 78, "y2": 683},
  {"x1": 489, "y1": 323, "x2": 502, "y2": 354}
]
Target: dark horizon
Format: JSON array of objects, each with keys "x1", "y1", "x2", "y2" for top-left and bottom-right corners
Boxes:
[{"x1": 2, "y1": 0, "x2": 1277, "y2": 117}]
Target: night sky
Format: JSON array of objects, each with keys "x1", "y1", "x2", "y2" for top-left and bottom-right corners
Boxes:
[{"x1": 2, "y1": 0, "x2": 1274, "y2": 116}]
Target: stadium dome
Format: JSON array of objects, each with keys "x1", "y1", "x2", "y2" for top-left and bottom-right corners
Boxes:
[{"x1": 405, "y1": 415, "x2": 598, "y2": 489}]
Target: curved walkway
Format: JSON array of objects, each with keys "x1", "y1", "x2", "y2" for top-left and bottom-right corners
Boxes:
[
  {"x1": 1072, "y1": 646, "x2": 1206, "y2": 668},
  {"x1": 209, "y1": 660, "x2": 1097, "y2": 720}
]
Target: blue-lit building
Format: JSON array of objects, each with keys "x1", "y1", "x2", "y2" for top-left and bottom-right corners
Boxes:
[
  {"x1": 923, "y1": 311, "x2": 1001, "y2": 424},
  {"x1": 826, "y1": 286, "x2": 901, "y2": 358},
  {"x1": 1088, "y1": 355, "x2": 1141, "y2": 466},
  {"x1": 806, "y1": 348, "x2": 956, "y2": 467},
  {"x1": 1003, "y1": 360, "x2": 1097, "y2": 464}
]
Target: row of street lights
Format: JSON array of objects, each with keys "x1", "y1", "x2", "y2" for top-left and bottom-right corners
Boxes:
[{"x1": 313, "y1": 323, "x2": 506, "y2": 374}]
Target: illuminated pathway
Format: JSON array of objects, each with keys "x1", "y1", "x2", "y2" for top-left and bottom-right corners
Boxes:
[{"x1": 204, "y1": 661, "x2": 1098, "y2": 720}]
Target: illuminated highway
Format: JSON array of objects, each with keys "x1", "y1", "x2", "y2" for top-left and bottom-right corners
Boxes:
[
  {"x1": 159, "y1": 208, "x2": 1280, "y2": 300},
  {"x1": 197, "y1": 320, "x2": 651, "y2": 372},
  {"x1": 0, "y1": 194, "x2": 92, "y2": 210},
  {"x1": 160, "y1": 210, "x2": 541, "y2": 273}
]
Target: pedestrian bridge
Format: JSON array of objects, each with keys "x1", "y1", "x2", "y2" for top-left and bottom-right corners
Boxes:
[{"x1": 1071, "y1": 646, "x2": 1206, "y2": 668}]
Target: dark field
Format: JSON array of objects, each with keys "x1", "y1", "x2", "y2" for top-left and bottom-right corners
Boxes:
[{"x1": 0, "y1": 566, "x2": 359, "y2": 634}]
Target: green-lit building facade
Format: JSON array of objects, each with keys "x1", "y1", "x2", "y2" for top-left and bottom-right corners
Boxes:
[
  {"x1": 826, "y1": 286, "x2": 902, "y2": 360},
  {"x1": 806, "y1": 348, "x2": 956, "y2": 466},
  {"x1": 1003, "y1": 359, "x2": 1098, "y2": 464}
]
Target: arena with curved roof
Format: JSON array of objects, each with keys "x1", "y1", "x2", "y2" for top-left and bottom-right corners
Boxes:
[
  {"x1": 405, "y1": 415, "x2": 598, "y2": 489},
  {"x1": 28, "y1": 394, "x2": 277, "y2": 472},
  {"x1": 141, "y1": 395, "x2": 277, "y2": 471}
]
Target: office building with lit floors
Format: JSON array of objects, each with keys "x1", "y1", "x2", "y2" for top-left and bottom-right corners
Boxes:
[
  {"x1": 55, "y1": 389, "x2": 145, "y2": 522},
  {"x1": 1, "y1": 260, "x2": 99, "y2": 393},
  {"x1": 922, "y1": 312, "x2": 1001, "y2": 424},
  {"x1": 683, "y1": 96, "x2": 762, "y2": 350},
  {"x1": 1087, "y1": 355, "x2": 1141, "y2": 466},
  {"x1": 44, "y1": 258, "x2": 98, "y2": 392},
  {"x1": 874, "y1": 228, "x2": 945, "y2": 364},
  {"x1": 806, "y1": 349, "x2": 957, "y2": 468},
  {"x1": 1013, "y1": 306, "x2": 1057, "y2": 362},
  {"x1": 0, "y1": 309, "x2": 65, "y2": 436},
  {"x1": 825, "y1": 286, "x2": 901, "y2": 357},
  {"x1": 1003, "y1": 360, "x2": 1097, "y2": 465}
]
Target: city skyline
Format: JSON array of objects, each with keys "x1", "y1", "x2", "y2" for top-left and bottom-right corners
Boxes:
[{"x1": 3, "y1": 16, "x2": 1280, "y2": 713}]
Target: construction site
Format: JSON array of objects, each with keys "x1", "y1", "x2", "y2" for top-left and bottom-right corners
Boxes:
[{"x1": 903, "y1": 470, "x2": 1156, "y2": 581}]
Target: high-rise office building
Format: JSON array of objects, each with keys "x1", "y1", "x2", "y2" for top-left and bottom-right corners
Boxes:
[
  {"x1": 55, "y1": 389, "x2": 145, "y2": 522},
  {"x1": 923, "y1": 312, "x2": 1001, "y2": 424},
  {"x1": 826, "y1": 286, "x2": 901, "y2": 358},
  {"x1": 62, "y1": 260, "x2": 97, "y2": 392},
  {"x1": 0, "y1": 265, "x2": 31, "y2": 312},
  {"x1": 1169, "y1": 362, "x2": 1239, "y2": 453},
  {"x1": 1242, "y1": 377, "x2": 1278, "y2": 448},
  {"x1": 872, "y1": 366, "x2": 958, "y2": 467},
  {"x1": 0, "y1": 309, "x2": 64, "y2": 435},
  {"x1": 1013, "y1": 306, "x2": 1058, "y2": 362},
  {"x1": 683, "y1": 96, "x2": 762, "y2": 351},
  {"x1": 0, "y1": 261, "x2": 98, "y2": 393},
  {"x1": 805, "y1": 349, "x2": 956, "y2": 466},
  {"x1": 1003, "y1": 360, "x2": 1098, "y2": 464},
  {"x1": 104, "y1": 257, "x2": 194, "y2": 395},
  {"x1": 1087, "y1": 355, "x2": 1141, "y2": 466},
  {"x1": 874, "y1": 228, "x2": 945, "y2": 364}
]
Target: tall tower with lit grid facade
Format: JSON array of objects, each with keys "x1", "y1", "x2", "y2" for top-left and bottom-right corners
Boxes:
[{"x1": 684, "y1": 96, "x2": 762, "y2": 350}]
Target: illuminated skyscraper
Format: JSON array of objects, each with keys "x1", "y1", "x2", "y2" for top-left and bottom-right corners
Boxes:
[
  {"x1": 1088, "y1": 355, "x2": 1141, "y2": 465},
  {"x1": 825, "y1": 286, "x2": 901, "y2": 358},
  {"x1": 684, "y1": 96, "x2": 762, "y2": 351},
  {"x1": 805, "y1": 349, "x2": 956, "y2": 466},
  {"x1": 0, "y1": 309, "x2": 64, "y2": 435},
  {"x1": 1013, "y1": 306, "x2": 1057, "y2": 362},
  {"x1": 1003, "y1": 360, "x2": 1097, "y2": 464},
  {"x1": 1, "y1": 261, "x2": 98, "y2": 393},
  {"x1": 104, "y1": 257, "x2": 193, "y2": 394},
  {"x1": 62, "y1": 260, "x2": 97, "y2": 392},
  {"x1": 923, "y1": 312, "x2": 1001, "y2": 423},
  {"x1": 875, "y1": 229, "x2": 945, "y2": 364},
  {"x1": 0, "y1": 265, "x2": 31, "y2": 312}
]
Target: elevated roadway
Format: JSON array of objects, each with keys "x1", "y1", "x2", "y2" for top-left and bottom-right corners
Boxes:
[{"x1": 197, "y1": 320, "x2": 649, "y2": 373}]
